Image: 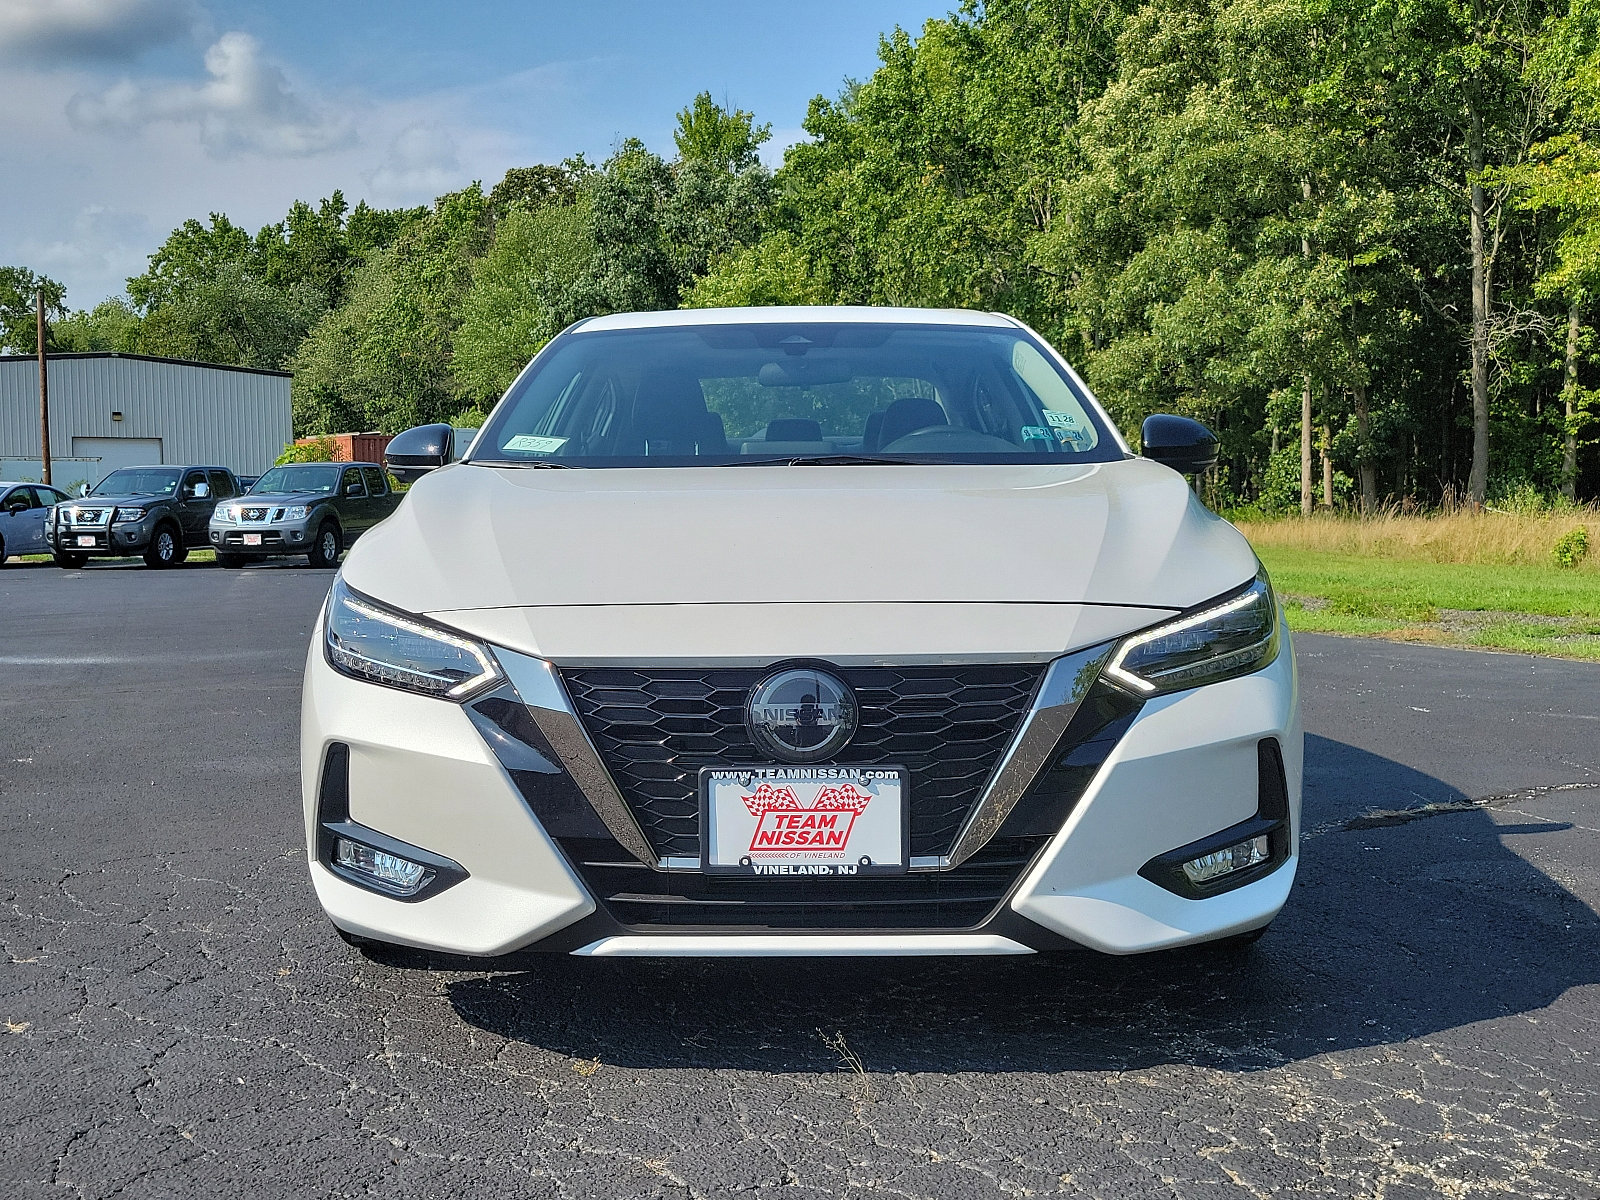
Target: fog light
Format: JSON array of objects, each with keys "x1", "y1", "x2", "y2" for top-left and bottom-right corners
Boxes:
[
  {"x1": 1182, "y1": 835, "x2": 1269, "y2": 885},
  {"x1": 334, "y1": 837, "x2": 430, "y2": 895}
]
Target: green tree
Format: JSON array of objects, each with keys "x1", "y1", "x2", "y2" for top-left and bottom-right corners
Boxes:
[
  {"x1": 673, "y1": 92, "x2": 771, "y2": 170},
  {"x1": 291, "y1": 185, "x2": 492, "y2": 434},
  {"x1": 53, "y1": 298, "x2": 142, "y2": 353},
  {"x1": 453, "y1": 200, "x2": 596, "y2": 400},
  {"x1": 136, "y1": 262, "x2": 325, "y2": 369},
  {"x1": 126, "y1": 214, "x2": 253, "y2": 313},
  {"x1": 487, "y1": 160, "x2": 593, "y2": 219},
  {"x1": 0, "y1": 266, "x2": 67, "y2": 354},
  {"x1": 683, "y1": 232, "x2": 831, "y2": 307}
]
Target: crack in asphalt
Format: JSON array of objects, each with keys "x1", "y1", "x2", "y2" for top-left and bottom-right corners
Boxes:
[{"x1": 1306, "y1": 781, "x2": 1600, "y2": 838}]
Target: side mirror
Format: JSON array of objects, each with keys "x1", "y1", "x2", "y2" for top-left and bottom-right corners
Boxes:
[
  {"x1": 190, "y1": 481, "x2": 211, "y2": 499},
  {"x1": 386, "y1": 423, "x2": 454, "y2": 484},
  {"x1": 1140, "y1": 414, "x2": 1218, "y2": 475},
  {"x1": 77, "y1": 483, "x2": 90, "y2": 497}
]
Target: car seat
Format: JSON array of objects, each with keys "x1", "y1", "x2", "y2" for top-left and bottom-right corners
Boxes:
[
  {"x1": 633, "y1": 374, "x2": 729, "y2": 456},
  {"x1": 874, "y1": 396, "x2": 947, "y2": 449}
]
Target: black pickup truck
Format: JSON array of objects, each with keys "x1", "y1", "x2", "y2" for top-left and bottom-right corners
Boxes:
[
  {"x1": 49, "y1": 465, "x2": 240, "y2": 568},
  {"x1": 209, "y1": 461, "x2": 401, "y2": 568}
]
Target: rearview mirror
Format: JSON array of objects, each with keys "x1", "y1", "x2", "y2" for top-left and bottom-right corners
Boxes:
[
  {"x1": 386, "y1": 423, "x2": 454, "y2": 484},
  {"x1": 1140, "y1": 414, "x2": 1218, "y2": 475}
]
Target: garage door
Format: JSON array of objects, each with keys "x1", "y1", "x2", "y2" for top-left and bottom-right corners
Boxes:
[{"x1": 72, "y1": 437, "x2": 164, "y2": 487}]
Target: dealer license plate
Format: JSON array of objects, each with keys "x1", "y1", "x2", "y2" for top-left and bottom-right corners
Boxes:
[
  {"x1": 243, "y1": 533, "x2": 262, "y2": 546},
  {"x1": 700, "y1": 766, "x2": 907, "y2": 876},
  {"x1": 76, "y1": 535, "x2": 95, "y2": 547}
]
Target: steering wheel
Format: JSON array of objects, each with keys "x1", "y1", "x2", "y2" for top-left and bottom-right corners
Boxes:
[{"x1": 881, "y1": 424, "x2": 1022, "y2": 454}]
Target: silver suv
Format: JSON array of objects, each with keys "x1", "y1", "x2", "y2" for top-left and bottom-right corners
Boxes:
[{"x1": 210, "y1": 462, "x2": 399, "y2": 568}]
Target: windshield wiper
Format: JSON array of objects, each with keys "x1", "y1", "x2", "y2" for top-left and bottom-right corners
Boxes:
[
  {"x1": 490, "y1": 459, "x2": 580, "y2": 469},
  {"x1": 724, "y1": 454, "x2": 923, "y2": 467}
]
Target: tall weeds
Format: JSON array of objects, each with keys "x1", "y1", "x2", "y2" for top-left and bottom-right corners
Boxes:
[{"x1": 1233, "y1": 508, "x2": 1600, "y2": 570}]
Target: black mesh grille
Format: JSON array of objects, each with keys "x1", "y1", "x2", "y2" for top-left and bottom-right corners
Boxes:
[
  {"x1": 561, "y1": 664, "x2": 1044, "y2": 860},
  {"x1": 564, "y1": 836, "x2": 1050, "y2": 930}
]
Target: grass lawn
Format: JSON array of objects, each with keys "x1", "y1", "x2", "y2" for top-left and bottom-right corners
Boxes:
[
  {"x1": 12, "y1": 549, "x2": 217, "y2": 566},
  {"x1": 1253, "y1": 546, "x2": 1600, "y2": 661}
]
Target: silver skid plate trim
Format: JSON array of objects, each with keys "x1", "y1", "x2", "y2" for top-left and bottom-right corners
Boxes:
[{"x1": 572, "y1": 934, "x2": 1033, "y2": 957}]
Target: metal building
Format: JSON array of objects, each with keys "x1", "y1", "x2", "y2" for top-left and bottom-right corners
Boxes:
[{"x1": 0, "y1": 352, "x2": 292, "y2": 489}]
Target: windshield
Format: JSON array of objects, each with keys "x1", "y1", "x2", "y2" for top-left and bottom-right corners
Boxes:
[
  {"x1": 471, "y1": 322, "x2": 1120, "y2": 467},
  {"x1": 251, "y1": 465, "x2": 342, "y2": 494},
  {"x1": 92, "y1": 468, "x2": 181, "y2": 497}
]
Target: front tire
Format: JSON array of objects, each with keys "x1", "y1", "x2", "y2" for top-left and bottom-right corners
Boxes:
[
  {"x1": 307, "y1": 522, "x2": 341, "y2": 569},
  {"x1": 53, "y1": 550, "x2": 87, "y2": 569},
  {"x1": 0, "y1": 533, "x2": 6, "y2": 565},
  {"x1": 143, "y1": 524, "x2": 181, "y2": 569}
]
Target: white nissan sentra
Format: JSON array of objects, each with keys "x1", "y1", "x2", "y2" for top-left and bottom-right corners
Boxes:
[{"x1": 302, "y1": 306, "x2": 1301, "y2": 959}]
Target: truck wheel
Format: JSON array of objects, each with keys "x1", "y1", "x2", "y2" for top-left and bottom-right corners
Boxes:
[
  {"x1": 308, "y1": 522, "x2": 341, "y2": 569},
  {"x1": 0, "y1": 533, "x2": 6, "y2": 565},
  {"x1": 216, "y1": 552, "x2": 245, "y2": 569},
  {"x1": 53, "y1": 550, "x2": 87, "y2": 569},
  {"x1": 143, "y1": 524, "x2": 181, "y2": 568}
]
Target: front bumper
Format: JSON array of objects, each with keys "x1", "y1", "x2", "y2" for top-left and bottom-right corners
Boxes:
[
  {"x1": 49, "y1": 518, "x2": 155, "y2": 554},
  {"x1": 302, "y1": 616, "x2": 1301, "y2": 958},
  {"x1": 211, "y1": 520, "x2": 314, "y2": 555}
]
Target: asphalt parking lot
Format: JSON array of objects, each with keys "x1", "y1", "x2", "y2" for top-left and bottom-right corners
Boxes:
[{"x1": 1, "y1": 558, "x2": 1597, "y2": 1199}]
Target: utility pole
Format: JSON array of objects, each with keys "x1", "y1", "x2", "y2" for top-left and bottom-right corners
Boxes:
[{"x1": 36, "y1": 287, "x2": 51, "y2": 485}]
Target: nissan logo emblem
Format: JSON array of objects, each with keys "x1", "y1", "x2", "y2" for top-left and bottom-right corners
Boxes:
[{"x1": 746, "y1": 668, "x2": 857, "y2": 763}]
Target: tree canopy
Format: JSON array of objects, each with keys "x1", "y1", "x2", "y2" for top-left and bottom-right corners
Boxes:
[{"x1": 7, "y1": 19, "x2": 1599, "y2": 504}]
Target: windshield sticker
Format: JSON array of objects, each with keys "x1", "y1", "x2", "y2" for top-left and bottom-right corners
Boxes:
[
  {"x1": 1043, "y1": 411, "x2": 1080, "y2": 430},
  {"x1": 502, "y1": 435, "x2": 569, "y2": 454},
  {"x1": 1020, "y1": 425, "x2": 1053, "y2": 441}
]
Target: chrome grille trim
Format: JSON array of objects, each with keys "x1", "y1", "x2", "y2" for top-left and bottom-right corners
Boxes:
[
  {"x1": 494, "y1": 648, "x2": 657, "y2": 868},
  {"x1": 941, "y1": 642, "x2": 1116, "y2": 868}
]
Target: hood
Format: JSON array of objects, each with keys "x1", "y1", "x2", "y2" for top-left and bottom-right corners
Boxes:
[
  {"x1": 342, "y1": 458, "x2": 1258, "y2": 616},
  {"x1": 75, "y1": 493, "x2": 170, "y2": 508},
  {"x1": 236, "y1": 490, "x2": 332, "y2": 505}
]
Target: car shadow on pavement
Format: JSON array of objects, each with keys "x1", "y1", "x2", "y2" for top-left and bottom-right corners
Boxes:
[{"x1": 443, "y1": 735, "x2": 1600, "y2": 1074}]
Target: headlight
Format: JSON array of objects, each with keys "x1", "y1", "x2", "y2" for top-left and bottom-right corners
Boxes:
[
  {"x1": 324, "y1": 578, "x2": 503, "y2": 700},
  {"x1": 284, "y1": 505, "x2": 310, "y2": 520},
  {"x1": 114, "y1": 507, "x2": 145, "y2": 522},
  {"x1": 213, "y1": 506, "x2": 234, "y2": 523},
  {"x1": 1104, "y1": 572, "x2": 1279, "y2": 696}
]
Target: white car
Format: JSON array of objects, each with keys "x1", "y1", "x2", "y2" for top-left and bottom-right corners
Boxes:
[{"x1": 302, "y1": 306, "x2": 1300, "y2": 960}]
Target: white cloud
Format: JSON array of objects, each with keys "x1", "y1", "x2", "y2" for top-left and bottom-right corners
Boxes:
[
  {"x1": 0, "y1": 0, "x2": 197, "y2": 64},
  {"x1": 65, "y1": 31, "x2": 353, "y2": 157},
  {"x1": 366, "y1": 123, "x2": 462, "y2": 199},
  {"x1": 20, "y1": 205, "x2": 153, "y2": 292},
  {"x1": 0, "y1": 39, "x2": 588, "y2": 305}
]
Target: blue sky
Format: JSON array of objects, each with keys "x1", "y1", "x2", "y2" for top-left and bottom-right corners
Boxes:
[{"x1": 0, "y1": 0, "x2": 949, "y2": 307}]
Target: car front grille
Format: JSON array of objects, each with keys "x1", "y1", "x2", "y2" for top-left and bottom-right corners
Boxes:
[
  {"x1": 560, "y1": 664, "x2": 1045, "y2": 861},
  {"x1": 562, "y1": 835, "x2": 1050, "y2": 931},
  {"x1": 241, "y1": 507, "x2": 270, "y2": 521}
]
